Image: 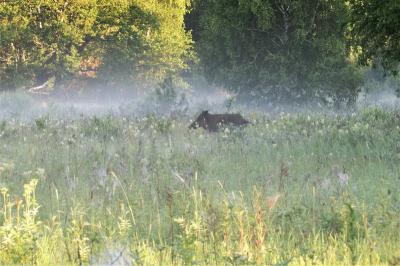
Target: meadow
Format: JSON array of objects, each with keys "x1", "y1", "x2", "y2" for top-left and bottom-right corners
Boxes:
[{"x1": 0, "y1": 106, "x2": 399, "y2": 265}]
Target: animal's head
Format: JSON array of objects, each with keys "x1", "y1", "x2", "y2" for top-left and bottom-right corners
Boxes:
[
  {"x1": 189, "y1": 110, "x2": 209, "y2": 129},
  {"x1": 200, "y1": 110, "x2": 209, "y2": 116}
]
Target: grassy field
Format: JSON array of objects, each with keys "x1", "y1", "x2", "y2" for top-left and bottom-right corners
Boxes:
[{"x1": 0, "y1": 107, "x2": 399, "y2": 265}]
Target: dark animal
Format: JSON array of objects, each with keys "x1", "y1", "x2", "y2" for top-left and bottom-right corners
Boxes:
[{"x1": 189, "y1": 111, "x2": 249, "y2": 132}]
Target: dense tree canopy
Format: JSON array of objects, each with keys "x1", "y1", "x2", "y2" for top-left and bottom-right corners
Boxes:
[
  {"x1": 94, "y1": 0, "x2": 194, "y2": 85},
  {"x1": 0, "y1": 0, "x2": 193, "y2": 90},
  {"x1": 349, "y1": 0, "x2": 400, "y2": 75},
  {"x1": 189, "y1": 0, "x2": 362, "y2": 105},
  {"x1": 1, "y1": 0, "x2": 400, "y2": 106},
  {"x1": 0, "y1": 0, "x2": 98, "y2": 89}
]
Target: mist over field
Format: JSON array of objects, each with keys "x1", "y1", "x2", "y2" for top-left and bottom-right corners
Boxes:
[
  {"x1": 1, "y1": 82, "x2": 400, "y2": 122},
  {"x1": 0, "y1": 87, "x2": 227, "y2": 121}
]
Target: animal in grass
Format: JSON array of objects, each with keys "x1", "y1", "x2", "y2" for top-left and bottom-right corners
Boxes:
[{"x1": 189, "y1": 110, "x2": 249, "y2": 132}]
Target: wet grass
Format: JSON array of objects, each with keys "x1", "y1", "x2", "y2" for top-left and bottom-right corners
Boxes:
[{"x1": 0, "y1": 107, "x2": 399, "y2": 265}]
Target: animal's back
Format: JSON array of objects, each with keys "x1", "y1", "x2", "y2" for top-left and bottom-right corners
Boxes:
[
  {"x1": 215, "y1": 113, "x2": 249, "y2": 124},
  {"x1": 189, "y1": 111, "x2": 249, "y2": 132}
]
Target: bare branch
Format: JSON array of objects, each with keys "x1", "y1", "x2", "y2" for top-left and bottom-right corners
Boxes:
[{"x1": 306, "y1": 0, "x2": 320, "y2": 38}]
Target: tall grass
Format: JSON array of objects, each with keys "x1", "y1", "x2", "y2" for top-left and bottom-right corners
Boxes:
[{"x1": 0, "y1": 107, "x2": 399, "y2": 265}]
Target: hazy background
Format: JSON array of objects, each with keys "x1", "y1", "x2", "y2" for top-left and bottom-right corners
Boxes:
[
  {"x1": 1, "y1": 0, "x2": 399, "y2": 120},
  {"x1": 1, "y1": 76, "x2": 399, "y2": 122}
]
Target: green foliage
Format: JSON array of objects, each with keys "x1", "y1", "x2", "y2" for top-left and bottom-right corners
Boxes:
[
  {"x1": 349, "y1": 0, "x2": 400, "y2": 75},
  {"x1": 0, "y1": 0, "x2": 98, "y2": 89},
  {"x1": 34, "y1": 116, "x2": 49, "y2": 131},
  {"x1": 2, "y1": 0, "x2": 400, "y2": 105},
  {"x1": 191, "y1": 0, "x2": 362, "y2": 106},
  {"x1": 0, "y1": 0, "x2": 194, "y2": 90},
  {"x1": 0, "y1": 108, "x2": 400, "y2": 264},
  {"x1": 81, "y1": 115, "x2": 121, "y2": 139},
  {"x1": 94, "y1": 0, "x2": 194, "y2": 85},
  {"x1": 0, "y1": 179, "x2": 41, "y2": 264}
]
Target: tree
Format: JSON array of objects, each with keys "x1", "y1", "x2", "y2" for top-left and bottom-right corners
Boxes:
[
  {"x1": 94, "y1": 0, "x2": 194, "y2": 87},
  {"x1": 349, "y1": 0, "x2": 400, "y2": 75},
  {"x1": 0, "y1": 0, "x2": 194, "y2": 91},
  {"x1": 191, "y1": 0, "x2": 362, "y2": 106},
  {"x1": 0, "y1": 0, "x2": 97, "y2": 89}
]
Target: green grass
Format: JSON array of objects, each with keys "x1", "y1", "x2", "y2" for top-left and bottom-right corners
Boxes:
[{"x1": 0, "y1": 107, "x2": 399, "y2": 265}]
